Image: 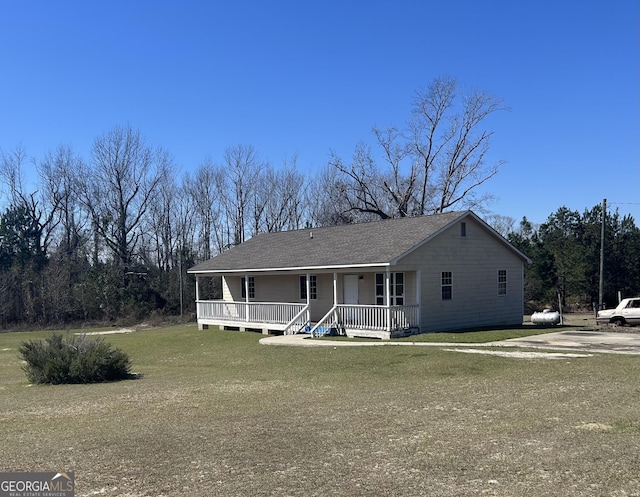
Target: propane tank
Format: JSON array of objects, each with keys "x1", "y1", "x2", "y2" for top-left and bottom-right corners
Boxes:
[{"x1": 531, "y1": 309, "x2": 561, "y2": 325}]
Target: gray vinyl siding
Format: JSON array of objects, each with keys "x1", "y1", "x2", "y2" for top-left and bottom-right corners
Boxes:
[
  {"x1": 396, "y1": 218, "x2": 524, "y2": 332},
  {"x1": 224, "y1": 274, "x2": 300, "y2": 302},
  {"x1": 307, "y1": 273, "x2": 335, "y2": 321},
  {"x1": 223, "y1": 273, "x2": 336, "y2": 321}
]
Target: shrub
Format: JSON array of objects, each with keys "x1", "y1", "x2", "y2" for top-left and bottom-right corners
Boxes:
[{"x1": 19, "y1": 333, "x2": 133, "y2": 384}]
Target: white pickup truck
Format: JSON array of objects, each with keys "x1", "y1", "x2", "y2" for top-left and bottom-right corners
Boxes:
[{"x1": 596, "y1": 297, "x2": 640, "y2": 326}]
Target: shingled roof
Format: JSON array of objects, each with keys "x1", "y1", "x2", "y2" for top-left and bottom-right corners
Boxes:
[{"x1": 189, "y1": 211, "x2": 493, "y2": 273}]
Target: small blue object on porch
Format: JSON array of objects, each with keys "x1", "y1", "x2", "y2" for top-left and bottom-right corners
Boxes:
[{"x1": 302, "y1": 325, "x2": 338, "y2": 337}]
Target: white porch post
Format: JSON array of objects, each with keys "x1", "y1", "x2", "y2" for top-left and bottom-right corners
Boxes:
[
  {"x1": 333, "y1": 272, "x2": 338, "y2": 326},
  {"x1": 195, "y1": 276, "x2": 200, "y2": 324},
  {"x1": 385, "y1": 268, "x2": 391, "y2": 332},
  {"x1": 244, "y1": 274, "x2": 250, "y2": 322},
  {"x1": 195, "y1": 276, "x2": 203, "y2": 330},
  {"x1": 416, "y1": 270, "x2": 421, "y2": 330},
  {"x1": 306, "y1": 273, "x2": 311, "y2": 323}
]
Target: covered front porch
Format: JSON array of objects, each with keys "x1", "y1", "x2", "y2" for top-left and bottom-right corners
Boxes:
[{"x1": 194, "y1": 270, "x2": 421, "y2": 340}]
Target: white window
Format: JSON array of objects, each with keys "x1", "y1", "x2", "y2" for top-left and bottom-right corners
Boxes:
[
  {"x1": 441, "y1": 272, "x2": 452, "y2": 300},
  {"x1": 241, "y1": 277, "x2": 255, "y2": 299},
  {"x1": 375, "y1": 272, "x2": 405, "y2": 305},
  {"x1": 498, "y1": 270, "x2": 507, "y2": 296},
  {"x1": 392, "y1": 273, "x2": 404, "y2": 305},
  {"x1": 300, "y1": 275, "x2": 317, "y2": 300},
  {"x1": 375, "y1": 273, "x2": 385, "y2": 305}
]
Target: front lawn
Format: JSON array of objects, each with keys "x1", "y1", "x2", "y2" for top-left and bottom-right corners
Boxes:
[{"x1": 1, "y1": 325, "x2": 638, "y2": 496}]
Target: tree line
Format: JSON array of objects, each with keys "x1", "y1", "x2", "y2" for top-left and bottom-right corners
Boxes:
[
  {"x1": 508, "y1": 206, "x2": 639, "y2": 312},
  {"x1": 0, "y1": 77, "x2": 637, "y2": 328}
]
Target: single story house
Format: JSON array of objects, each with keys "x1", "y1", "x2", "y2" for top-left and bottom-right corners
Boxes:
[{"x1": 187, "y1": 211, "x2": 531, "y2": 339}]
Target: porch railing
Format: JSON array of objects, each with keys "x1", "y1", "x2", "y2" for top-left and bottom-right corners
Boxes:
[
  {"x1": 336, "y1": 304, "x2": 419, "y2": 331},
  {"x1": 197, "y1": 300, "x2": 419, "y2": 334},
  {"x1": 196, "y1": 301, "x2": 307, "y2": 326},
  {"x1": 310, "y1": 304, "x2": 419, "y2": 335},
  {"x1": 283, "y1": 305, "x2": 311, "y2": 335}
]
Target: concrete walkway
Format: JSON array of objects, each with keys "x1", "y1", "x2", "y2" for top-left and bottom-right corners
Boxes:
[{"x1": 259, "y1": 330, "x2": 640, "y2": 355}]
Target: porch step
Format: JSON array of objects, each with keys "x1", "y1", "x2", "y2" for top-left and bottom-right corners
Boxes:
[{"x1": 300, "y1": 325, "x2": 339, "y2": 337}]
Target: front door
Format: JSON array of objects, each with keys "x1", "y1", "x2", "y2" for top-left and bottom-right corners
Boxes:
[{"x1": 343, "y1": 275, "x2": 359, "y2": 304}]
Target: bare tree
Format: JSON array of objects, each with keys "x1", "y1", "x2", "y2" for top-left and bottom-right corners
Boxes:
[
  {"x1": 0, "y1": 145, "x2": 61, "y2": 254},
  {"x1": 76, "y1": 125, "x2": 171, "y2": 269},
  {"x1": 183, "y1": 159, "x2": 225, "y2": 259},
  {"x1": 38, "y1": 145, "x2": 87, "y2": 258},
  {"x1": 329, "y1": 76, "x2": 507, "y2": 221},
  {"x1": 484, "y1": 213, "x2": 516, "y2": 238},
  {"x1": 373, "y1": 126, "x2": 416, "y2": 217},
  {"x1": 143, "y1": 167, "x2": 179, "y2": 271},
  {"x1": 410, "y1": 76, "x2": 506, "y2": 213},
  {"x1": 307, "y1": 165, "x2": 368, "y2": 227},
  {"x1": 328, "y1": 143, "x2": 392, "y2": 220},
  {"x1": 0, "y1": 145, "x2": 30, "y2": 204},
  {"x1": 37, "y1": 146, "x2": 89, "y2": 322},
  {"x1": 218, "y1": 144, "x2": 263, "y2": 246},
  {"x1": 253, "y1": 156, "x2": 306, "y2": 233}
]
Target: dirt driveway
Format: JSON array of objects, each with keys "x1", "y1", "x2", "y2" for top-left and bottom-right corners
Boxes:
[
  {"x1": 492, "y1": 330, "x2": 640, "y2": 355},
  {"x1": 260, "y1": 329, "x2": 640, "y2": 355}
]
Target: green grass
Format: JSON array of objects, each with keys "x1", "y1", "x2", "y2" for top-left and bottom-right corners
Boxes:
[
  {"x1": 399, "y1": 324, "x2": 578, "y2": 342},
  {"x1": 1, "y1": 325, "x2": 639, "y2": 497},
  {"x1": 319, "y1": 312, "x2": 601, "y2": 343}
]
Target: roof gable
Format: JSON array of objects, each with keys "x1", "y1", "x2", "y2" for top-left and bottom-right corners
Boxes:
[{"x1": 188, "y1": 211, "x2": 528, "y2": 273}]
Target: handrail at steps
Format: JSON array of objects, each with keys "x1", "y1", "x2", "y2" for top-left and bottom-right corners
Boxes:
[
  {"x1": 310, "y1": 304, "x2": 420, "y2": 335},
  {"x1": 309, "y1": 306, "x2": 339, "y2": 337},
  {"x1": 283, "y1": 305, "x2": 311, "y2": 335}
]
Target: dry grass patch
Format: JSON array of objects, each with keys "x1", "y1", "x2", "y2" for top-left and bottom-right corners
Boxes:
[{"x1": 1, "y1": 325, "x2": 639, "y2": 496}]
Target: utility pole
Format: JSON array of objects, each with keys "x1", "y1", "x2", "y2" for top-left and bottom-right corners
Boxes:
[{"x1": 598, "y1": 198, "x2": 606, "y2": 309}]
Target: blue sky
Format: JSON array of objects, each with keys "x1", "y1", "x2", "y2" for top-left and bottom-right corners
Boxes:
[{"x1": 1, "y1": 0, "x2": 638, "y2": 225}]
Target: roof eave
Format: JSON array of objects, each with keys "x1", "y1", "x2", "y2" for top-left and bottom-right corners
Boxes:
[{"x1": 187, "y1": 262, "x2": 392, "y2": 275}]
